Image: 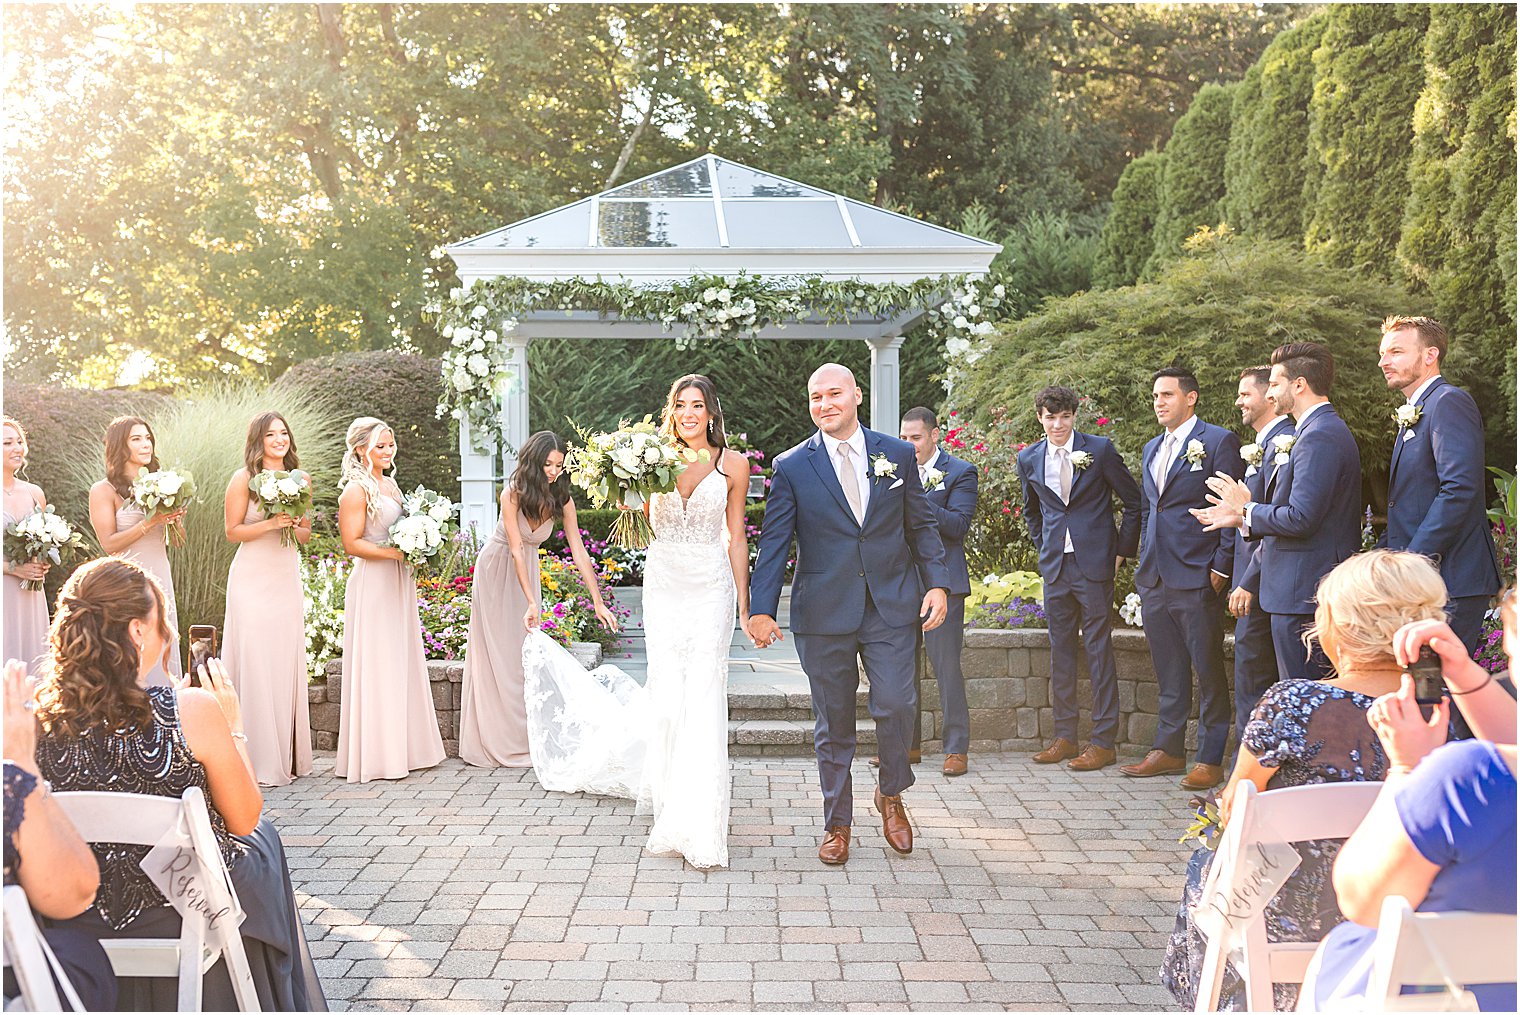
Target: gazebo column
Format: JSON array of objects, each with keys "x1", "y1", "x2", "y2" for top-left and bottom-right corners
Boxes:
[
  {"x1": 456, "y1": 333, "x2": 532, "y2": 535},
  {"x1": 865, "y1": 334, "x2": 906, "y2": 431}
]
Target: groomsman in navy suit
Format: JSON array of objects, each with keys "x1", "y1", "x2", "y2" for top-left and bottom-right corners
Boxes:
[
  {"x1": 1120, "y1": 368, "x2": 1243, "y2": 790},
  {"x1": 898, "y1": 407, "x2": 979, "y2": 777},
  {"x1": 1017, "y1": 386, "x2": 1140, "y2": 772},
  {"x1": 1195, "y1": 343, "x2": 1362, "y2": 685},
  {"x1": 1377, "y1": 316, "x2": 1501, "y2": 652},
  {"x1": 1227, "y1": 367, "x2": 1295, "y2": 736}
]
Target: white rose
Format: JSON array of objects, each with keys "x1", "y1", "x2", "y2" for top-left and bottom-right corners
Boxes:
[
  {"x1": 643, "y1": 446, "x2": 661, "y2": 464},
  {"x1": 872, "y1": 457, "x2": 894, "y2": 477},
  {"x1": 993, "y1": 284, "x2": 1006, "y2": 297},
  {"x1": 258, "y1": 479, "x2": 279, "y2": 500},
  {"x1": 482, "y1": 329, "x2": 497, "y2": 344},
  {"x1": 960, "y1": 292, "x2": 975, "y2": 307},
  {"x1": 470, "y1": 338, "x2": 485, "y2": 352},
  {"x1": 470, "y1": 304, "x2": 488, "y2": 319},
  {"x1": 467, "y1": 354, "x2": 490, "y2": 376},
  {"x1": 718, "y1": 288, "x2": 732, "y2": 303},
  {"x1": 453, "y1": 370, "x2": 474, "y2": 391},
  {"x1": 428, "y1": 502, "x2": 451, "y2": 522},
  {"x1": 47, "y1": 516, "x2": 70, "y2": 540},
  {"x1": 276, "y1": 477, "x2": 302, "y2": 498},
  {"x1": 157, "y1": 474, "x2": 183, "y2": 496},
  {"x1": 703, "y1": 287, "x2": 718, "y2": 303},
  {"x1": 974, "y1": 321, "x2": 995, "y2": 335},
  {"x1": 953, "y1": 315, "x2": 969, "y2": 330}
]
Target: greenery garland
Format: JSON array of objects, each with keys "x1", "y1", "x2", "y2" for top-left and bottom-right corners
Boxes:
[{"x1": 428, "y1": 272, "x2": 1008, "y2": 449}]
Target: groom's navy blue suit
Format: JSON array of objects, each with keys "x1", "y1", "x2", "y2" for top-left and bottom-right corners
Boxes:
[{"x1": 751, "y1": 427, "x2": 951, "y2": 830}]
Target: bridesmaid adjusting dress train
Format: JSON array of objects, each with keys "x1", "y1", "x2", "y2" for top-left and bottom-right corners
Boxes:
[
  {"x1": 334, "y1": 417, "x2": 444, "y2": 784},
  {"x1": 458, "y1": 502, "x2": 552, "y2": 767}
]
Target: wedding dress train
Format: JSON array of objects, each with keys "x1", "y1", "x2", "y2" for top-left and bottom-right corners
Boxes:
[{"x1": 523, "y1": 467, "x2": 735, "y2": 868}]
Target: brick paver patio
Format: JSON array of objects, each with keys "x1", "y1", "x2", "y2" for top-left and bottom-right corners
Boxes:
[{"x1": 266, "y1": 750, "x2": 1193, "y2": 1011}]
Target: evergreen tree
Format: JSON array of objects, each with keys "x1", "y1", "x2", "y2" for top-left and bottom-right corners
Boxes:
[
  {"x1": 1142, "y1": 82, "x2": 1236, "y2": 279},
  {"x1": 1223, "y1": 15, "x2": 1326, "y2": 240},
  {"x1": 1302, "y1": 4, "x2": 1430, "y2": 273},
  {"x1": 1397, "y1": 3, "x2": 1517, "y2": 463},
  {"x1": 1093, "y1": 151, "x2": 1165, "y2": 288}
]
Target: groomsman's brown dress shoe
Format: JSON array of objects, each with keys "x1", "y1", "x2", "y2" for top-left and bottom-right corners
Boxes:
[
  {"x1": 1067, "y1": 745, "x2": 1116, "y2": 771},
  {"x1": 1119, "y1": 749, "x2": 1186, "y2": 778},
  {"x1": 868, "y1": 750, "x2": 922, "y2": 768},
  {"x1": 1179, "y1": 763, "x2": 1225, "y2": 790},
  {"x1": 942, "y1": 753, "x2": 968, "y2": 777},
  {"x1": 874, "y1": 787, "x2": 914, "y2": 854},
  {"x1": 818, "y1": 826, "x2": 850, "y2": 865},
  {"x1": 1032, "y1": 738, "x2": 1080, "y2": 764}
]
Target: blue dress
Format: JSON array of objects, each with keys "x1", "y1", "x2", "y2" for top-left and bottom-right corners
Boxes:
[
  {"x1": 1161, "y1": 680, "x2": 1390, "y2": 1010},
  {"x1": 1305, "y1": 739, "x2": 1517, "y2": 1012}
]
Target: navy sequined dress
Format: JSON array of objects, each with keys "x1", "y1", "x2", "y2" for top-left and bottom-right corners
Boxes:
[{"x1": 1160, "y1": 680, "x2": 1390, "y2": 1011}]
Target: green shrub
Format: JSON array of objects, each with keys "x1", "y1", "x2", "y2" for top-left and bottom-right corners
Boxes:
[
  {"x1": 1143, "y1": 82, "x2": 1237, "y2": 279},
  {"x1": 995, "y1": 209, "x2": 1104, "y2": 316},
  {"x1": 52, "y1": 380, "x2": 347, "y2": 646},
  {"x1": 279, "y1": 350, "x2": 459, "y2": 500},
  {"x1": 952, "y1": 233, "x2": 1408, "y2": 498},
  {"x1": 1094, "y1": 151, "x2": 1166, "y2": 288},
  {"x1": 1303, "y1": 4, "x2": 1430, "y2": 272},
  {"x1": 1223, "y1": 16, "x2": 1327, "y2": 240}
]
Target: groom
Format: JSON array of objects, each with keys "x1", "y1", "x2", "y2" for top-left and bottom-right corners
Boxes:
[{"x1": 748, "y1": 364, "x2": 952, "y2": 865}]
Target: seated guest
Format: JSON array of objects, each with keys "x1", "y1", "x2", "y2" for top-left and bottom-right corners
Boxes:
[
  {"x1": 1302, "y1": 596, "x2": 1517, "y2": 1012},
  {"x1": 3, "y1": 661, "x2": 116, "y2": 1011},
  {"x1": 31, "y1": 557, "x2": 326, "y2": 1012},
  {"x1": 1161, "y1": 550, "x2": 1449, "y2": 1010}
]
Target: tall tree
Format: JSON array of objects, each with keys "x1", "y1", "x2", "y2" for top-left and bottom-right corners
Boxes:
[
  {"x1": 1092, "y1": 151, "x2": 1165, "y2": 288},
  {"x1": 1142, "y1": 81, "x2": 1235, "y2": 278}
]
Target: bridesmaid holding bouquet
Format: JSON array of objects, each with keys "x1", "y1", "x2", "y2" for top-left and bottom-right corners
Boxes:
[
  {"x1": 334, "y1": 417, "x2": 444, "y2": 783},
  {"x1": 3, "y1": 416, "x2": 51, "y2": 668},
  {"x1": 88, "y1": 416, "x2": 186, "y2": 684},
  {"x1": 458, "y1": 431, "x2": 618, "y2": 768},
  {"x1": 223, "y1": 411, "x2": 314, "y2": 787}
]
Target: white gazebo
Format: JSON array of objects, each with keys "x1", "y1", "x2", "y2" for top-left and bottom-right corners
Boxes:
[{"x1": 445, "y1": 154, "x2": 1000, "y2": 531}]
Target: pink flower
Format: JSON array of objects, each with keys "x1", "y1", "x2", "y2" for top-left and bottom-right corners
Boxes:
[{"x1": 1096, "y1": 417, "x2": 1110, "y2": 426}]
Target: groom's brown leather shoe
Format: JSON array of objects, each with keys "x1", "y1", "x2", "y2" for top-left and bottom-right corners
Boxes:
[
  {"x1": 942, "y1": 753, "x2": 968, "y2": 777},
  {"x1": 874, "y1": 787, "x2": 913, "y2": 854},
  {"x1": 1119, "y1": 749, "x2": 1186, "y2": 778},
  {"x1": 1179, "y1": 763, "x2": 1225, "y2": 790},
  {"x1": 1032, "y1": 738, "x2": 1080, "y2": 764},
  {"x1": 819, "y1": 826, "x2": 850, "y2": 865},
  {"x1": 1067, "y1": 745, "x2": 1116, "y2": 771}
]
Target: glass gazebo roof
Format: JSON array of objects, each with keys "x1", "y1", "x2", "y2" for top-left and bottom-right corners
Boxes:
[{"x1": 454, "y1": 154, "x2": 994, "y2": 252}]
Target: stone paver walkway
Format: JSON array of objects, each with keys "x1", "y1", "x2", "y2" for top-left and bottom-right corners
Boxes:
[{"x1": 267, "y1": 750, "x2": 1193, "y2": 1011}]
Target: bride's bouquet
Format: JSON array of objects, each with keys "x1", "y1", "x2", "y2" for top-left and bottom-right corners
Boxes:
[
  {"x1": 130, "y1": 467, "x2": 196, "y2": 546},
  {"x1": 387, "y1": 486, "x2": 458, "y2": 570},
  {"x1": 566, "y1": 416, "x2": 706, "y2": 549},
  {"x1": 4, "y1": 506, "x2": 87, "y2": 591},
  {"x1": 248, "y1": 468, "x2": 314, "y2": 546}
]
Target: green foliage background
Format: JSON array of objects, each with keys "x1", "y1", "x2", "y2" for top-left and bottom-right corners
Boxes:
[
  {"x1": 1093, "y1": 152, "x2": 1165, "y2": 289},
  {"x1": 1142, "y1": 83, "x2": 1236, "y2": 279}
]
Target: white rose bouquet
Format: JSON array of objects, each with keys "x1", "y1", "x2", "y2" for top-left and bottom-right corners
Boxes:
[
  {"x1": 4, "y1": 506, "x2": 87, "y2": 591},
  {"x1": 248, "y1": 468, "x2": 314, "y2": 546},
  {"x1": 387, "y1": 487, "x2": 459, "y2": 570},
  {"x1": 566, "y1": 416, "x2": 707, "y2": 549},
  {"x1": 130, "y1": 467, "x2": 196, "y2": 546}
]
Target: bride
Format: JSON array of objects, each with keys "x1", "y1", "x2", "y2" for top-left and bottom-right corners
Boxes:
[{"x1": 523, "y1": 373, "x2": 751, "y2": 869}]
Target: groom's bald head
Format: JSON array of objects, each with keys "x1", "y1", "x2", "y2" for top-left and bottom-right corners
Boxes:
[{"x1": 808, "y1": 362, "x2": 863, "y2": 438}]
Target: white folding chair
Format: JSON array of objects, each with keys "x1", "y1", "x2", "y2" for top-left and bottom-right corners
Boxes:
[
  {"x1": 1364, "y1": 895, "x2": 1517, "y2": 1011},
  {"x1": 53, "y1": 787, "x2": 261, "y2": 1012},
  {"x1": 3, "y1": 885, "x2": 70, "y2": 1011},
  {"x1": 1193, "y1": 780, "x2": 1384, "y2": 1012}
]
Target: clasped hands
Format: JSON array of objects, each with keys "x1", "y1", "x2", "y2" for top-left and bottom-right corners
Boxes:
[
  {"x1": 1190, "y1": 473, "x2": 1251, "y2": 532},
  {"x1": 744, "y1": 587, "x2": 949, "y2": 649}
]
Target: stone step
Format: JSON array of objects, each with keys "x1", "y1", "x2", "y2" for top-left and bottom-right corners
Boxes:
[{"x1": 728, "y1": 718, "x2": 877, "y2": 757}]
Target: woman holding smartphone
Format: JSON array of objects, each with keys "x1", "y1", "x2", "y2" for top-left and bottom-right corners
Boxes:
[{"x1": 222, "y1": 411, "x2": 313, "y2": 787}]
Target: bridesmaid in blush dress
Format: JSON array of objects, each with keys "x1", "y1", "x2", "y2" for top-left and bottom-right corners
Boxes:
[
  {"x1": 88, "y1": 416, "x2": 186, "y2": 685},
  {"x1": 223, "y1": 411, "x2": 313, "y2": 787},
  {"x1": 459, "y1": 431, "x2": 618, "y2": 768},
  {"x1": 334, "y1": 417, "x2": 444, "y2": 783},
  {"x1": 3, "y1": 417, "x2": 51, "y2": 669}
]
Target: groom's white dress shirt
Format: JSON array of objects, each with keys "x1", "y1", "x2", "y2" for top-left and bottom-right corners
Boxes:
[
  {"x1": 1043, "y1": 436, "x2": 1076, "y2": 553},
  {"x1": 822, "y1": 426, "x2": 870, "y2": 504}
]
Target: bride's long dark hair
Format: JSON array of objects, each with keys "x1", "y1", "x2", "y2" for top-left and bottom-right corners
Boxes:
[
  {"x1": 512, "y1": 430, "x2": 572, "y2": 527},
  {"x1": 659, "y1": 374, "x2": 728, "y2": 476}
]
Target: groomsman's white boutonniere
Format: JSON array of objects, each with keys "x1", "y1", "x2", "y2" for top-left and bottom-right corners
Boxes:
[
  {"x1": 1240, "y1": 443, "x2": 1264, "y2": 477},
  {"x1": 1069, "y1": 450, "x2": 1094, "y2": 471},
  {"x1": 922, "y1": 466, "x2": 945, "y2": 491},
  {"x1": 1183, "y1": 439, "x2": 1206, "y2": 469},
  {"x1": 870, "y1": 453, "x2": 897, "y2": 482},
  {"x1": 1393, "y1": 403, "x2": 1422, "y2": 441},
  {"x1": 1273, "y1": 434, "x2": 1297, "y2": 465}
]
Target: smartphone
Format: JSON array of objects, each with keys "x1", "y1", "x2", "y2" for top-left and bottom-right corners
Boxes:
[
  {"x1": 1408, "y1": 644, "x2": 1445, "y2": 716},
  {"x1": 188, "y1": 624, "x2": 218, "y2": 681}
]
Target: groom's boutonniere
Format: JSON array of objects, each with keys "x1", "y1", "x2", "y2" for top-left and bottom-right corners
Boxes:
[
  {"x1": 1183, "y1": 439, "x2": 1207, "y2": 467},
  {"x1": 870, "y1": 453, "x2": 897, "y2": 481},
  {"x1": 1393, "y1": 403, "x2": 1422, "y2": 439},
  {"x1": 922, "y1": 465, "x2": 945, "y2": 491},
  {"x1": 1240, "y1": 443, "x2": 1264, "y2": 476},
  {"x1": 1273, "y1": 434, "x2": 1297, "y2": 465},
  {"x1": 1069, "y1": 450, "x2": 1094, "y2": 471}
]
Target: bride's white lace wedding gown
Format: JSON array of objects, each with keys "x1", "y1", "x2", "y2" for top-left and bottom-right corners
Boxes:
[{"x1": 522, "y1": 467, "x2": 735, "y2": 868}]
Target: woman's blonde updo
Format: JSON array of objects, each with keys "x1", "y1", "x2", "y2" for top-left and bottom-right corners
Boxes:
[
  {"x1": 35, "y1": 557, "x2": 171, "y2": 737},
  {"x1": 1308, "y1": 549, "x2": 1449, "y2": 673},
  {"x1": 341, "y1": 417, "x2": 393, "y2": 517}
]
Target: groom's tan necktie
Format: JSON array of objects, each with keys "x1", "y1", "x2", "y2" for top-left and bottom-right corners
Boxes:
[{"x1": 837, "y1": 442, "x2": 866, "y2": 525}]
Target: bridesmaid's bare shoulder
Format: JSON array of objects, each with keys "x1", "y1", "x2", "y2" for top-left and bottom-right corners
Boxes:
[
  {"x1": 14, "y1": 478, "x2": 46, "y2": 505},
  {"x1": 88, "y1": 479, "x2": 121, "y2": 503}
]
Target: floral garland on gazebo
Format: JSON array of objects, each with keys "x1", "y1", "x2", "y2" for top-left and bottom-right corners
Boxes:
[{"x1": 428, "y1": 272, "x2": 1008, "y2": 448}]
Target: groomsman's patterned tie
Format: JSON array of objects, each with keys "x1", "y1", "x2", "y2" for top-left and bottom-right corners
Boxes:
[{"x1": 837, "y1": 443, "x2": 865, "y2": 525}]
